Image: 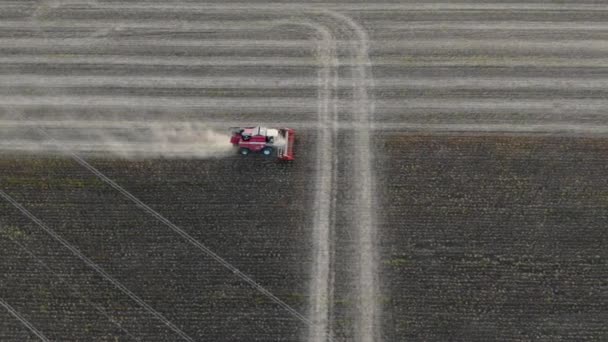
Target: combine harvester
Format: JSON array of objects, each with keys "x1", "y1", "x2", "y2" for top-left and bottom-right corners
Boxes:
[{"x1": 230, "y1": 126, "x2": 295, "y2": 161}]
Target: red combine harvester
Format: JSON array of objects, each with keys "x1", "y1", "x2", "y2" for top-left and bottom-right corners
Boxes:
[{"x1": 230, "y1": 126, "x2": 295, "y2": 160}]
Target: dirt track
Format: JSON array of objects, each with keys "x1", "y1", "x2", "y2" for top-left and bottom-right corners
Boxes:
[{"x1": 1, "y1": 1, "x2": 608, "y2": 341}]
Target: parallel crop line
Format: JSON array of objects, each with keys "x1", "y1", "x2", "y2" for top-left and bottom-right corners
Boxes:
[
  {"x1": 5, "y1": 75, "x2": 608, "y2": 89},
  {"x1": 44, "y1": 3, "x2": 608, "y2": 11},
  {"x1": 0, "y1": 20, "x2": 276, "y2": 30},
  {"x1": 3, "y1": 38, "x2": 608, "y2": 53},
  {"x1": 375, "y1": 98, "x2": 608, "y2": 111},
  {"x1": 0, "y1": 55, "x2": 319, "y2": 66},
  {"x1": 6, "y1": 20, "x2": 608, "y2": 31},
  {"x1": 371, "y1": 21, "x2": 608, "y2": 30},
  {"x1": 0, "y1": 38, "x2": 316, "y2": 48},
  {"x1": 2, "y1": 120, "x2": 608, "y2": 134},
  {"x1": 3, "y1": 97, "x2": 608, "y2": 111},
  {"x1": 2, "y1": 56, "x2": 608, "y2": 68},
  {"x1": 0, "y1": 96, "x2": 317, "y2": 108}
]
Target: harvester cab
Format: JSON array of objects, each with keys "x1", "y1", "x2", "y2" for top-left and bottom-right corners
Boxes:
[{"x1": 230, "y1": 126, "x2": 295, "y2": 160}]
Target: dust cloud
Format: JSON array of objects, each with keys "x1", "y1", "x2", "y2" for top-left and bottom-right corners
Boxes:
[{"x1": 0, "y1": 121, "x2": 235, "y2": 159}]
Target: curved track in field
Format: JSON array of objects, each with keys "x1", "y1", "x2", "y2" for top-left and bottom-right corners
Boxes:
[{"x1": 267, "y1": 18, "x2": 339, "y2": 342}]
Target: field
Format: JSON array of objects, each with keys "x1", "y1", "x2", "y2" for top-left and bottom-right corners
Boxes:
[
  {"x1": 377, "y1": 134, "x2": 608, "y2": 341},
  {"x1": 1, "y1": 142, "x2": 314, "y2": 341},
  {"x1": 2, "y1": 0, "x2": 608, "y2": 341},
  {"x1": 3, "y1": 134, "x2": 607, "y2": 341}
]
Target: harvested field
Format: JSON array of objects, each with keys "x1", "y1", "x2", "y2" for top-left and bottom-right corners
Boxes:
[{"x1": 378, "y1": 134, "x2": 608, "y2": 341}]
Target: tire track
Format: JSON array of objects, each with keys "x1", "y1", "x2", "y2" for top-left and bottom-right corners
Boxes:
[
  {"x1": 0, "y1": 190, "x2": 195, "y2": 342},
  {"x1": 0, "y1": 297, "x2": 50, "y2": 342},
  {"x1": 319, "y1": 10, "x2": 378, "y2": 342},
  {"x1": 4, "y1": 235, "x2": 141, "y2": 341},
  {"x1": 278, "y1": 19, "x2": 338, "y2": 342}
]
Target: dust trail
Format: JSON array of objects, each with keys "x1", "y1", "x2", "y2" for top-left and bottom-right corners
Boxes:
[{"x1": 0, "y1": 121, "x2": 234, "y2": 159}]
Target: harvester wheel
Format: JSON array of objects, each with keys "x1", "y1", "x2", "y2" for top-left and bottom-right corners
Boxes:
[
  {"x1": 262, "y1": 147, "x2": 273, "y2": 156},
  {"x1": 239, "y1": 148, "x2": 250, "y2": 155}
]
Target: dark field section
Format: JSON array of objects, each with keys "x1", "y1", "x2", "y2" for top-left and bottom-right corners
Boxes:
[
  {"x1": 0, "y1": 131, "x2": 316, "y2": 341},
  {"x1": 0, "y1": 307, "x2": 40, "y2": 342},
  {"x1": 378, "y1": 134, "x2": 608, "y2": 341}
]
